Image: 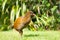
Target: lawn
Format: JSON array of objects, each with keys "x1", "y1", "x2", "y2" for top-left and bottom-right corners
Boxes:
[{"x1": 0, "y1": 29, "x2": 60, "y2": 40}]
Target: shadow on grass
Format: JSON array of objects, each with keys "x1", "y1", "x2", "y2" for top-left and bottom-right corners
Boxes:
[{"x1": 24, "y1": 34, "x2": 39, "y2": 37}]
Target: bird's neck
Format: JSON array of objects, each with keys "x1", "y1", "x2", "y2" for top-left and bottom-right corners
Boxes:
[
  {"x1": 22, "y1": 13, "x2": 31, "y2": 24},
  {"x1": 24, "y1": 12, "x2": 31, "y2": 19}
]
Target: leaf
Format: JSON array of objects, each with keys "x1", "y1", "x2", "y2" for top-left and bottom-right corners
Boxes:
[
  {"x1": 2, "y1": 0, "x2": 7, "y2": 11},
  {"x1": 46, "y1": 3, "x2": 50, "y2": 7},
  {"x1": 51, "y1": 6, "x2": 58, "y2": 12},
  {"x1": 22, "y1": 3, "x2": 26, "y2": 16}
]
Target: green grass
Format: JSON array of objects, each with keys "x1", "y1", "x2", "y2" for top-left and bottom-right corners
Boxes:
[{"x1": 0, "y1": 29, "x2": 60, "y2": 40}]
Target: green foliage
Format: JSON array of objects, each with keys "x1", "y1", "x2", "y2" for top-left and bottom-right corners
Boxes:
[{"x1": 0, "y1": 0, "x2": 60, "y2": 31}]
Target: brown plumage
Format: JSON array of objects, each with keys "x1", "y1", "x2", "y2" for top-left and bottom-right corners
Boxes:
[{"x1": 13, "y1": 11, "x2": 35, "y2": 35}]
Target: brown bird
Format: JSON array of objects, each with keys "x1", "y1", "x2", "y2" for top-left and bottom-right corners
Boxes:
[{"x1": 13, "y1": 11, "x2": 35, "y2": 35}]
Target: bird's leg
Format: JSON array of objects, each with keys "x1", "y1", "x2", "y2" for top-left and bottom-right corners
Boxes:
[
  {"x1": 15, "y1": 29, "x2": 23, "y2": 36},
  {"x1": 19, "y1": 30, "x2": 23, "y2": 40},
  {"x1": 19, "y1": 30, "x2": 23, "y2": 36}
]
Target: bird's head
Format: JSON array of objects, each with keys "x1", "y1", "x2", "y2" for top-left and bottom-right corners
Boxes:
[
  {"x1": 27, "y1": 11, "x2": 35, "y2": 17},
  {"x1": 25, "y1": 11, "x2": 36, "y2": 19}
]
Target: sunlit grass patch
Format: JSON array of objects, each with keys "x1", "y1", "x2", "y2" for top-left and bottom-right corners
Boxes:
[{"x1": 0, "y1": 30, "x2": 60, "y2": 40}]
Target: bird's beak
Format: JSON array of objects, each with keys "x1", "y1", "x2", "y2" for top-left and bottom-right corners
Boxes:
[{"x1": 32, "y1": 14, "x2": 36, "y2": 16}]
